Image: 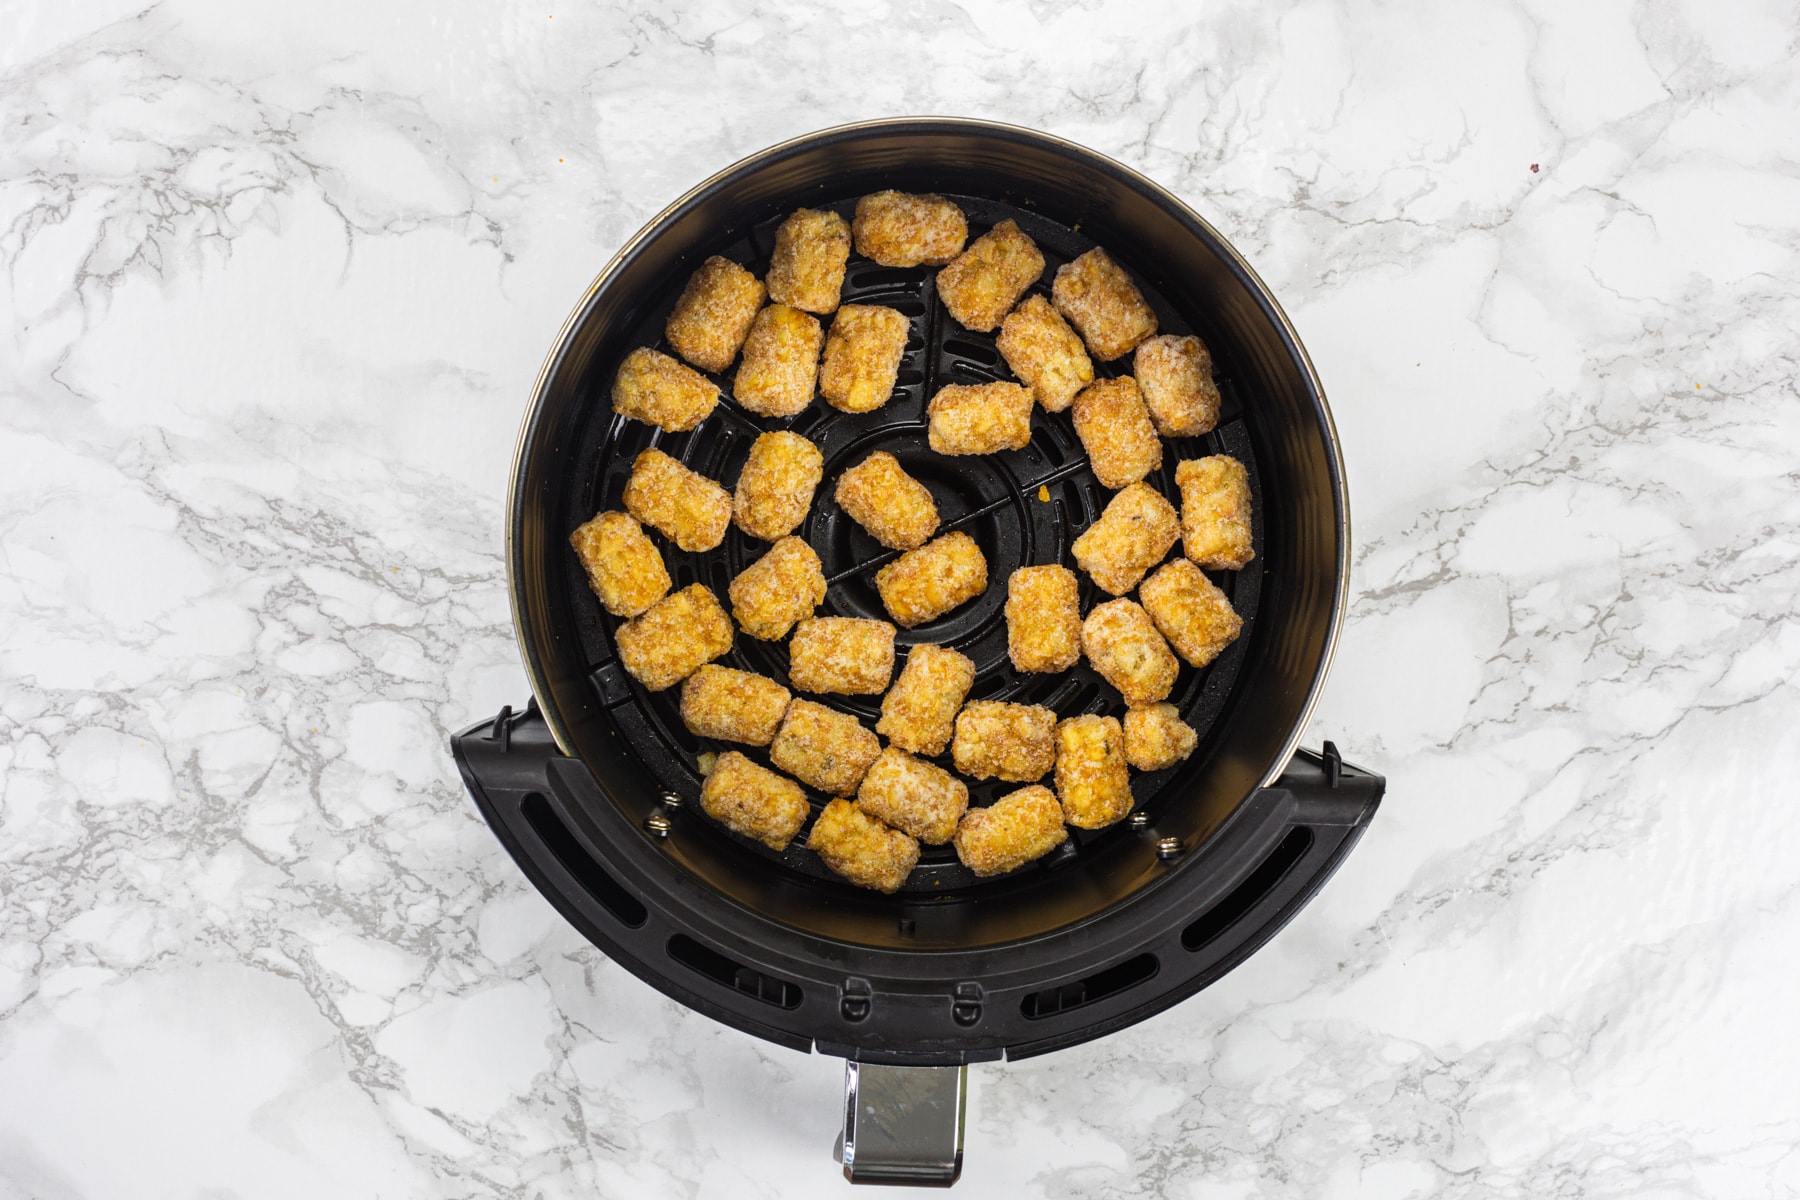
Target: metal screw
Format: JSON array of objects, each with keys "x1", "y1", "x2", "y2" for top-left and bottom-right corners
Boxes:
[
  {"x1": 1156, "y1": 836, "x2": 1183, "y2": 859},
  {"x1": 659, "y1": 791, "x2": 682, "y2": 810},
  {"x1": 645, "y1": 814, "x2": 672, "y2": 838},
  {"x1": 1129, "y1": 811, "x2": 1149, "y2": 831}
]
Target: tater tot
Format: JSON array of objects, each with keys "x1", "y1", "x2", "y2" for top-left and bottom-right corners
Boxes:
[
  {"x1": 852, "y1": 191, "x2": 968, "y2": 267},
  {"x1": 770, "y1": 699, "x2": 882, "y2": 796},
  {"x1": 569, "y1": 510, "x2": 670, "y2": 617},
  {"x1": 728, "y1": 536, "x2": 826, "y2": 641},
  {"x1": 936, "y1": 219, "x2": 1045, "y2": 332},
  {"x1": 1069, "y1": 481, "x2": 1180, "y2": 596},
  {"x1": 1005, "y1": 565, "x2": 1081, "y2": 673},
  {"x1": 699, "y1": 751, "x2": 810, "y2": 851},
  {"x1": 733, "y1": 431, "x2": 823, "y2": 542},
  {"x1": 807, "y1": 799, "x2": 920, "y2": 894},
  {"x1": 855, "y1": 747, "x2": 969, "y2": 845},
  {"x1": 1071, "y1": 377, "x2": 1162, "y2": 490},
  {"x1": 876, "y1": 644, "x2": 975, "y2": 756},
  {"x1": 1054, "y1": 714, "x2": 1132, "y2": 829},
  {"x1": 614, "y1": 583, "x2": 734, "y2": 691},
  {"x1": 679, "y1": 665, "x2": 792, "y2": 746},
  {"x1": 1052, "y1": 247, "x2": 1158, "y2": 361},
  {"x1": 1138, "y1": 558, "x2": 1243, "y2": 668},
  {"x1": 1123, "y1": 703, "x2": 1198, "y2": 771},
  {"x1": 787, "y1": 617, "x2": 896, "y2": 695},
  {"x1": 622, "y1": 448, "x2": 733, "y2": 553},
  {"x1": 611, "y1": 347, "x2": 720, "y2": 432},
  {"x1": 1176, "y1": 455, "x2": 1255, "y2": 570},
  {"x1": 952, "y1": 786, "x2": 1069, "y2": 878},
  {"x1": 834, "y1": 452, "x2": 939, "y2": 551},
  {"x1": 1081, "y1": 599, "x2": 1179, "y2": 706},
  {"x1": 996, "y1": 294, "x2": 1094, "y2": 413},
  {"x1": 766, "y1": 207, "x2": 850, "y2": 315},
  {"x1": 1134, "y1": 334, "x2": 1222, "y2": 437},
  {"x1": 951, "y1": 700, "x2": 1058, "y2": 783},
  {"x1": 819, "y1": 304, "x2": 910, "y2": 413},
  {"x1": 734, "y1": 303, "x2": 823, "y2": 418},
  {"x1": 927, "y1": 382, "x2": 1034, "y2": 455},
  {"x1": 665, "y1": 256, "x2": 766, "y2": 374},
  {"x1": 874, "y1": 532, "x2": 988, "y2": 628}
]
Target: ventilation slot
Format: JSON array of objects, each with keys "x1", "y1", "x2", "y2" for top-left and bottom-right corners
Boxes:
[
  {"x1": 520, "y1": 793, "x2": 648, "y2": 928},
  {"x1": 1181, "y1": 827, "x2": 1314, "y2": 952},
  {"x1": 1019, "y1": 953, "x2": 1158, "y2": 1020},
  {"x1": 667, "y1": 934, "x2": 803, "y2": 1010}
]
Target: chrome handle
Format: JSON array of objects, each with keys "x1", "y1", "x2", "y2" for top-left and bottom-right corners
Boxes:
[{"x1": 837, "y1": 1062, "x2": 967, "y2": 1186}]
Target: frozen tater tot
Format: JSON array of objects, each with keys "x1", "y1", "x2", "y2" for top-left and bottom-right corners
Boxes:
[
  {"x1": 1052, "y1": 247, "x2": 1158, "y2": 361},
  {"x1": 807, "y1": 799, "x2": 920, "y2": 894},
  {"x1": 1054, "y1": 714, "x2": 1132, "y2": 829},
  {"x1": 876, "y1": 644, "x2": 975, "y2": 756},
  {"x1": 766, "y1": 207, "x2": 850, "y2": 315},
  {"x1": 1176, "y1": 455, "x2": 1255, "y2": 570},
  {"x1": 1005, "y1": 565, "x2": 1081, "y2": 673},
  {"x1": 700, "y1": 751, "x2": 809, "y2": 851},
  {"x1": 569, "y1": 510, "x2": 670, "y2": 617},
  {"x1": 1123, "y1": 703, "x2": 1198, "y2": 771},
  {"x1": 1134, "y1": 334, "x2": 1222, "y2": 437},
  {"x1": 927, "y1": 382, "x2": 1034, "y2": 455},
  {"x1": 728, "y1": 535, "x2": 826, "y2": 641},
  {"x1": 996, "y1": 294, "x2": 1094, "y2": 413},
  {"x1": 1071, "y1": 377, "x2": 1162, "y2": 490},
  {"x1": 733, "y1": 431, "x2": 823, "y2": 542},
  {"x1": 787, "y1": 617, "x2": 896, "y2": 695},
  {"x1": 1069, "y1": 481, "x2": 1180, "y2": 596},
  {"x1": 819, "y1": 304, "x2": 910, "y2": 413},
  {"x1": 951, "y1": 700, "x2": 1058, "y2": 783},
  {"x1": 952, "y1": 785, "x2": 1069, "y2": 878},
  {"x1": 852, "y1": 191, "x2": 968, "y2": 267},
  {"x1": 679, "y1": 665, "x2": 792, "y2": 746},
  {"x1": 734, "y1": 303, "x2": 823, "y2": 418},
  {"x1": 611, "y1": 347, "x2": 720, "y2": 432},
  {"x1": 615, "y1": 583, "x2": 733, "y2": 692},
  {"x1": 1138, "y1": 558, "x2": 1243, "y2": 669},
  {"x1": 874, "y1": 532, "x2": 988, "y2": 628},
  {"x1": 855, "y1": 747, "x2": 969, "y2": 845},
  {"x1": 622, "y1": 448, "x2": 733, "y2": 553},
  {"x1": 1081, "y1": 598, "x2": 1178, "y2": 707},
  {"x1": 665, "y1": 255, "x2": 766, "y2": 374},
  {"x1": 834, "y1": 451, "x2": 939, "y2": 551},
  {"x1": 770, "y1": 699, "x2": 882, "y2": 796},
  {"x1": 936, "y1": 219, "x2": 1045, "y2": 332}
]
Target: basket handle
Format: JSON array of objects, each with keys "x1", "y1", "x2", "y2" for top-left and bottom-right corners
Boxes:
[{"x1": 836, "y1": 1062, "x2": 968, "y2": 1187}]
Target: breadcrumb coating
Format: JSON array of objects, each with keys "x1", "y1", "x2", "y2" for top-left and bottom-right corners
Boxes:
[
  {"x1": 855, "y1": 747, "x2": 969, "y2": 845},
  {"x1": 819, "y1": 304, "x2": 910, "y2": 413},
  {"x1": 767, "y1": 207, "x2": 850, "y2": 315},
  {"x1": 771, "y1": 698, "x2": 881, "y2": 796},
  {"x1": 852, "y1": 191, "x2": 968, "y2": 267},
  {"x1": 1175, "y1": 455, "x2": 1255, "y2": 570},
  {"x1": 699, "y1": 751, "x2": 809, "y2": 851},
  {"x1": 1134, "y1": 334, "x2": 1221, "y2": 437},
  {"x1": 787, "y1": 617, "x2": 897, "y2": 695},
  {"x1": 1081, "y1": 598, "x2": 1178, "y2": 707},
  {"x1": 876, "y1": 644, "x2": 975, "y2": 756},
  {"x1": 1071, "y1": 377, "x2": 1162, "y2": 490},
  {"x1": 622, "y1": 448, "x2": 732, "y2": 552},
  {"x1": 615, "y1": 583, "x2": 733, "y2": 692},
  {"x1": 807, "y1": 798, "x2": 920, "y2": 894},
  {"x1": 733, "y1": 431, "x2": 823, "y2": 542},
  {"x1": 679, "y1": 665, "x2": 791, "y2": 746},
  {"x1": 1122, "y1": 703, "x2": 1198, "y2": 771},
  {"x1": 937, "y1": 219, "x2": 1045, "y2": 332},
  {"x1": 927, "y1": 382, "x2": 1034, "y2": 455},
  {"x1": 874, "y1": 532, "x2": 989, "y2": 628},
  {"x1": 834, "y1": 451, "x2": 939, "y2": 551},
  {"x1": 1005, "y1": 565, "x2": 1081, "y2": 673},
  {"x1": 665, "y1": 256, "x2": 765, "y2": 374},
  {"x1": 611, "y1": 347, "x2": 720, "y2": 432},
  {"x1": 1054, "y1": 714, "x2": 1132, "y2": 829},
  {"x1": 734, "y1": 303, "x2": 823, "y2": 418},
  {"x1": 996, "y1": 294, "x2": 1094, "y2": 413},
  {"x1": 1138, "y1": 558, "x2": 1242, "y2": 668},
  {"x1": 728, "y1": 535, "x2": 826, "y2": 641},
  {"x1": 951, "y1": 700, "x2": 1057, "y2": 783},
  {"x1": 569, "y1": 510, "x2": 670, "y2": 617},
  {"x1": 1052, "y1": 247, "x2": 1158, "y2": 360},
  {"x1": 1069, "y1": 481, "x2": 1180, "y2": 596},
  {"x1": 952, "y1": 786, "x2": 1068, "y2": 878}
]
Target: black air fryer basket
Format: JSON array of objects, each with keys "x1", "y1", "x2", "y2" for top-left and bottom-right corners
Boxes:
[{"x1": 453, "y1": 119, "x2": 1383, "y2": 1186}]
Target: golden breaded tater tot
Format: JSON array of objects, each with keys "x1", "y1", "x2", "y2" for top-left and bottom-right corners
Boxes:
[
  {"x1": 611, "y1": 347, "x2": 720, "y2": 432},
  {"x1": 679, "y1": 664, "x2": 791, "y2": 746},
  {"x1": 1134, "y1": 334, "x2": 1221, "y2": 437},
  {"x1": 1122, "y1": 703, "x2": 1198, "y2": 771},
  {"x1": 952, "y1": 786, "x2": 1068, "y2": 878},
  {"x1": 855, "y1": 747, "x2": 969, "y2": 845},
  {"x1": 1054, "y1": 714, "x2": 1132, "y2": 829},
  {"x1": 819, "y1": 304, "x2": 909, "y2": 413},
  {"x1": 1005, "y1": 565, "x2": 1081, "y2": 673},
  {"x1": 1175, "y1": 455, "x2": 1255, "y2": 570},
  {"x1": 614, "y1": 583, "x2": 733, "y2": 691},
  {"x1": 996, "y1": 294, "x2": 1094, "y2": 413},
  {"x1": 1080, "y1": 598, "x2": 1178, "y2": 707},
  {"x1": 1138, "y1": 558, "x2": 1242, "y2": 668},
  {"x1": 951, "y1": 700, "x2": 1057, "y2": 783},
  {"x1": 734, "y1": 303, "x2": 823, "y2": 418},
  {"x1": 936, "y1": 219, "x2": 1045, "y2": 332},
  {"x1": 787, "y1": 617, "x2": 896, "y2": 695},
  {"x1": 876, "y1": 644, "x2": 975, "y2": 756},
  {"x1": 728, "y1": 535, "x2": 826, "y2": 641},
  {"x1": 927, "y1": 382, "x2": 1033, "y2": 455},
  {"x1": 807, "y1": 799, "x2": 920, "y2": 893},
  {"x1": 834, "y1": 451, "x2": 939, "y2": 551},
  {"x1": 733, "y1": 431, "x2": 823, "y2": 542},
  {"x1": 1052, "y1": 247, "x2": 1158, "y2": 361},
  {"x1": 569, "y1": 510, "x2": 670, "y2": 617},
  {"x1": 622, "y1": 448, "x2": 732, "y2": 553},
  {"x1": 699, "y1": 751, "x2": 810, "y2": 851},
  {"x1": 852, "y1": 191, "x2": 968, "y2": 267},
  {"x1": 1069, "y1": 481, "x2": 1180, "y2": 596},
  {"x1": 1071, "y1": 377, "x2": 1162, "y2": 490},
  {"x1": 767, "y1": 207, "x2": 850, "y2": 315},
  {"x1": 770, "y1": 699, "x2": 882, "y2": 796},
  {"x1": 665, "y1": 256, "x2": 766, "y2": 374},
  {"x1": 874, "y1": 532, "x2": 988, "y2": 628}
]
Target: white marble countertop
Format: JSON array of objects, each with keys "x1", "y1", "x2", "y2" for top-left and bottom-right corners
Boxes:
[{"x1": 4, "y1": 1, "x2": 1797, "y2": 1196}]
